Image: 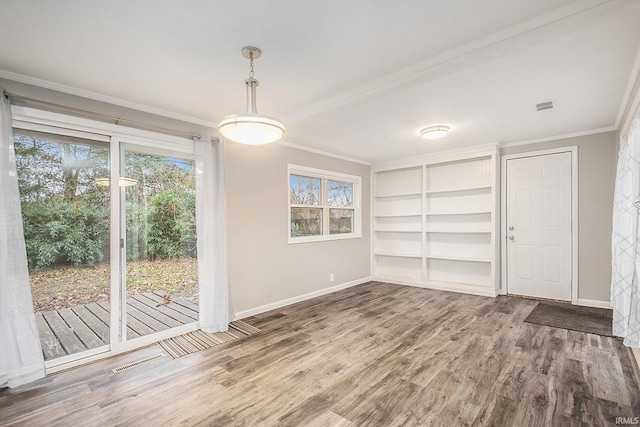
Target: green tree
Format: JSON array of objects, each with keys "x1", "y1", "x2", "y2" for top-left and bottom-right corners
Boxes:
[
  {"x1": 14, "y1": 132, "x2": 110, "y2": 269},
  {"x1": 21, "y1": 197, "x2": 110, "y2": 268},
  {"x1": 15, "y1": 132, "x2": 197, "y2": 269},
  {"x1": 146, "y1": 189, "x2": 196, "y2": 260},
  {"x1": 125, "y1": 152, "x2": 196, "y2": 262}
]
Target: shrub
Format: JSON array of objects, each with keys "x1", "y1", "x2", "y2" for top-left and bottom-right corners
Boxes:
[
  {"x1": 147, "y1": 189, "x2": 196, "y2": 260},
  {"x1": 22, "y1": 198, "x2": 110, "y2": 269}
]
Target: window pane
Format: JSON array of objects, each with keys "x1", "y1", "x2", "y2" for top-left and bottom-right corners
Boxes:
[
  {"x1": 328, "y1": 180, "x2": 353, "y2": 207},
  {"x1": 124, "y1": 151, "x2": 198, "y2": 340},
  {"x1": 291, "y1": 208, "x2": 322, "y2": 237},
  {"x1": 14, "y1": 129, "x2": 111, "y2": 360},
  {"x1": 330, "y1": 209, "x2": 353, "y2": 234},
  {"x1": 290, "y1": 175, "x2": 321, "y2": 206}
]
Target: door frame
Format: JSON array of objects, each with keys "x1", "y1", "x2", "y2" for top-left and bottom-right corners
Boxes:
[{"x1": 500, "y1": 146, "x2": 578, "y2": 304}]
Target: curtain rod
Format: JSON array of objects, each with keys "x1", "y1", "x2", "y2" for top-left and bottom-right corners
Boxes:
[{"x1": 3, "y1": 91, "x2": 217, "y2": 142}]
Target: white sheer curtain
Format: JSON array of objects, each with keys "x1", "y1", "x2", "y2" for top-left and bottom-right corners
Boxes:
[
  {"x1": 0, "y1": 90, "x2": 46, "y2": 388},
  {"x1": 612, "y1": 116, "x2": 640, "y2": 347},
  {"x1": 194, "y1": 134, "x2": 233, "y2": 332}
]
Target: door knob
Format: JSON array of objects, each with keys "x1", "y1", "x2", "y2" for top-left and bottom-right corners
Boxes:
[
  {"x1": 508, "y1": 235, "x2": 515, "y2": 241},
  {"x1": 509, "y1": 226, "x2": 514, "y2": 230}
]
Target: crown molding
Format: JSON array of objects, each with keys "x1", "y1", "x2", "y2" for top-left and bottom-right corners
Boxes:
[
  {"x1": 283, "y1": 0, "x2": 626, "y2": 125},
  {"x1": 617, "y1": 43, "x2": 640, "y2": 139},
  {"x1": 0, "y1": 69, "x2": 218, "y2": 129},
  {"x1": 498, "y1": 127, "x2": 616, "y2": 149},
  {"x1": 372, "y1": 142, "x2": 498, "y2": 171},
  {"x1": 278, "y1": 140, "x2": 371, "y2": 166}
]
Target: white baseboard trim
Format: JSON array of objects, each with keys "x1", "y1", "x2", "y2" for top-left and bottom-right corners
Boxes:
[
  {"x1": 422, "y1": 279, "x2": 497, "y2": 298},
  {"x1": 577, "y1": 298, "x2": 611, "y2": 309},
  {"x1": 372, "y1": 275, "x2": 497, "y2": 298},
  {"x1": 234, "y1": 276, "x2": 372, "y2": 320}
]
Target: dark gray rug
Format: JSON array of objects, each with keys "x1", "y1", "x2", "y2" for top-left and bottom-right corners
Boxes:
[{"x1": 524, "y1": 302, "x2": 613, "y2": 337}]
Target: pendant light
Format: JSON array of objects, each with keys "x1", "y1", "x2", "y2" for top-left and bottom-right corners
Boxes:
[{"x1": 218, "y1": 46, "x2": 285, "y2": 145}]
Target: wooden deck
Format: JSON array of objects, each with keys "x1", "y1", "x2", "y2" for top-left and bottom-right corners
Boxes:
[{"x1": 35, "y1": 291, "x2": 199, "y2": 361}]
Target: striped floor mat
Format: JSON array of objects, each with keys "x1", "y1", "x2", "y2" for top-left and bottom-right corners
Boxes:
[{"x1": 157, "y1": 320, "x2": 260, "y2": 359}]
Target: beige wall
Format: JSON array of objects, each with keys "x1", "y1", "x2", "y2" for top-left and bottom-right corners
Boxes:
[
  {"x1": 0, "y1": 78, "x2": 213, "y2": 136},
  {"x1": 2, "y1": 78, "x2": 373, "y2": 316},
  {"x1": 225, "y1": 142, "x2": 371, "y2": 314},
  {"x1": 501, "y1": 131, "x2": 617, "y2": 303},
  {"x1": 4, "y1": 76, "x2": 620, "y2": 307}
]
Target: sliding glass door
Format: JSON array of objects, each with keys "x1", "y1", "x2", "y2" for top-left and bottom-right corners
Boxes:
[
  {"x1": 13, "y1": 128, "x2": 111, "y2": 361},
  {"x1": 13, "y1": 121, "x2": 199, "y2": 366},
  {"x1": 120, "y1": 144, "x2": 198, "y2": 343}
]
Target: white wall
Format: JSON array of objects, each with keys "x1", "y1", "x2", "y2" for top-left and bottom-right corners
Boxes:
[
  {"x1": 226, "y1": 142, "x2": 371, "y2": 315},
  {"x1": 501, "y1": 132, "x2": 617, "y2": 305}
]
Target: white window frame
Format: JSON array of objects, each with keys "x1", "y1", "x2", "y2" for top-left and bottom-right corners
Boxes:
[{"x1": 288, "y1": 164, "x2": 362, "y2": 244}]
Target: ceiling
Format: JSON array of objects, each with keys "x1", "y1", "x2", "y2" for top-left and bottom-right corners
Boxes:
[{"x1": 1, "y1": 0, "x2": 639, "y2": 163}]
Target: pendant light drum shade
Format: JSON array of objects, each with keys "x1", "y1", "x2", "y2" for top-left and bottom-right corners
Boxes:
[
  {"x1": 218, "y1": 113, "x2": 285, "y2": 145},
  {"x1": 219, "y1": 46, "x2": 285, "y2": 145}
]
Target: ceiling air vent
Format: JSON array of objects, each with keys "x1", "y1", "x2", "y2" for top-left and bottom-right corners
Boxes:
[{"x1": 535, "y1": 101, "x2": 554, "y2": 112}]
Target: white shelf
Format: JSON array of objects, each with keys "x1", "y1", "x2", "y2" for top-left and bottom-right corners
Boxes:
[
  {"x1": 375, "y1": 229, "x2": 422, "y2": 233},
  {"x1": 373, "y1": 151, "x2": 496, "y2": 293},
  {"x1": 375, "y1": 252, "x2": 422, "y2": 258},
  {"x1": 376, "y1": 192, "x2": 422, "y2": 198},
  {"x1": 425, "y1": 185, "x2": 491, "y2": 194},
  {"x1": 425, "y1": 254, "x2": 491, "y2": 263},
  {"x1": 425, "y1": 278, "x2": 491, "y2": 289},
  {"x1": 425, "y1": 210, "x2": 491, "y2": 216},
  {"x1": 425, "y1": 229, "x2": 491, "y2": 234},
  {"x1": 374, "y1": 214, "x2": 422, "y2": 218},
  {"x1": 376, "y1": 253, "x2": 492, "y2": 263}
]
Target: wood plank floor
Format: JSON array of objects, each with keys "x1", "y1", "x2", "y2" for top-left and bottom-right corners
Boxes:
[
  {"x1": 35, "y1": 292, "x2": 198, "y2": 360},
  {"x1": 2, "y1": 281, "x2": 639, "y2": 426}
]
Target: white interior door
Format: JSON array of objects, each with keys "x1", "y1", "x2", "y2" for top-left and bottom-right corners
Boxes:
[{"x1": 505, "y1": 151, "x2": 572, "y2": 301}]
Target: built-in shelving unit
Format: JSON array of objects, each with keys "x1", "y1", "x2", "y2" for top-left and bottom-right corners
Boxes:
[{"x1": 372, "y1": 146, "x2": 498, "y2": 296}]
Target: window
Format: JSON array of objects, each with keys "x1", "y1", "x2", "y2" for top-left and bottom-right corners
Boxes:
[{"x1": 288, "y1": 165, "x2": 361, "y2": 243}]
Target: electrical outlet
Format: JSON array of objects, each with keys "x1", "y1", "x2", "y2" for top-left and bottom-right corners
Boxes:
[{"x1": 329, "y1": 273, "x2": 335, "y2": 282}]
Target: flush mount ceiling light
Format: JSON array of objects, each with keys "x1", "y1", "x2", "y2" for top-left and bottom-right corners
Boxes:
[
  {"x1": 420, "y1": 125, "x2": 450, "y2": 140},
  {"x1": 218, "y1": 46, "x2": 285, "y2": 145}
]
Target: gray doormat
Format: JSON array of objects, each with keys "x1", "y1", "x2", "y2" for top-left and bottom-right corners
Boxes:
[{"x1": 524, "y1": 302, "x2": 613, "y2": 337}]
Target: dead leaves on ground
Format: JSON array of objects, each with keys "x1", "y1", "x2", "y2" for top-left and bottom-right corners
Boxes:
[{"x1": 156, "y1": 294, "x2": 171, "y2": 307}]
